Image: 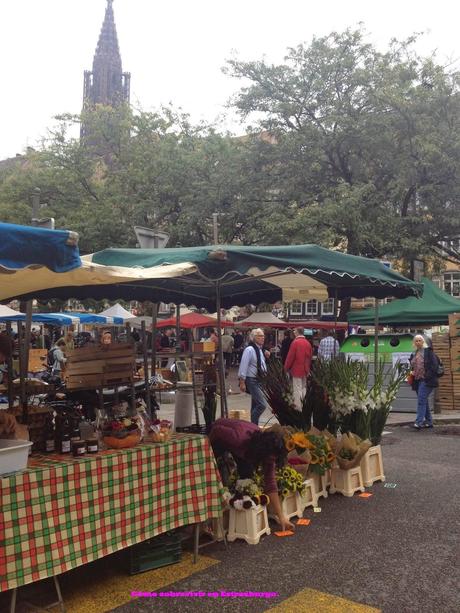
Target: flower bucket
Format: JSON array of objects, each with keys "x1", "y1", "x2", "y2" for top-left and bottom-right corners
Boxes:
[
  {"x1": 307, "y1": 469, "x2": 328, "y2": 500},
  {"x1": 330, "y1": 466, "x2": 365, "y2": 497},
  {"x1": 360, "y1": 445, "x2": 385, "y2": 486},
  {"x1": 300, "y1": 478, "x2": 318, "y2": 511},
  {"x1": 227, "y1": 505, "x2": 270, "y2": 545},
  {"x1": 269, "y1": 491, "x2": 303, "y2": 522}
]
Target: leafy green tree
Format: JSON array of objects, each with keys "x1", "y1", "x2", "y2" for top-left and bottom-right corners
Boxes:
[{"x1": 225, "y1": 29, "x2": 460, "y2": 260}]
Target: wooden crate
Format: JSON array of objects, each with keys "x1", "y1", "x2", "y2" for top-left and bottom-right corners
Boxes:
[
  {"x1": 448, "y1": 313, "x2": 460, "y2": 337},
  {"x1": 28, "y1": 349, "x2": 48, "y2": 373},
  {"x1": 192, "y1": 342, "x2": 215, "y2": 353},
  {"x1": 65, "y1": 343, "x2": 134, "y2": 390}
]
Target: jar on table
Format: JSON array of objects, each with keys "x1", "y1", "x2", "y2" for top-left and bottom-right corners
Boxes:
[
  {"x1": 86, "y1": 438, "x2": 99, "y2": 454},
  {"x1": 71, "y1": 440, "x2": 87, "y2": 457}
]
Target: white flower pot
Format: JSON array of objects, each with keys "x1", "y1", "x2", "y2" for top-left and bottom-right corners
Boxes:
[
  {"x1": 300, "y1": 478, "x2": 319, "y2": 511},
  {"x1": 227, "y1": 505, "x2": 270, "y2": 545},
  {"x1": 329, "y1": 466, "x2": 365, "y2": 497},
  {"x1": 360, "y1": 445, "x2": 385, "y2": 486},
  {"x1": 268, "y1": 491, "x2": 303, "y2": 521}
]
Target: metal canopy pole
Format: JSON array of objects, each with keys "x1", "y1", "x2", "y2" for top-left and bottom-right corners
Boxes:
[
  {"x1": 151, "y1": 303, "x2": 158, "y2": 377},
  {"x1": 374, "y1": 299, "x2": 380, "y2": 381},
  {"x1": 215, "y1": 282, "x2": 227, "y2": 418},
  {"x1": 140, "y1": 320, "x2": 152, "y2": 417},
  {"x1": 5, "y1": 322, "x2": 14, "y2": 410},
  {"x1": 333, "y1": 288, "x2": 339, "y2": 357}
]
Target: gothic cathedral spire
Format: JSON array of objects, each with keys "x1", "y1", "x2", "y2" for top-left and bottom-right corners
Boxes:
[{"x1": 81, "y1": 0, "x2": 130, "y2": 136}]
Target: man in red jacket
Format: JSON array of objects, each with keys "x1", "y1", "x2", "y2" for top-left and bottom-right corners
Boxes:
[{"x1": 284, "y1": 327, "x2": 313, "y2": 410}]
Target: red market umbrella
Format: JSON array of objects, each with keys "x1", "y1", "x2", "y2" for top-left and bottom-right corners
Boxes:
[{"x1": 156, "y1": 312, "x2": 234, "y2": 329}]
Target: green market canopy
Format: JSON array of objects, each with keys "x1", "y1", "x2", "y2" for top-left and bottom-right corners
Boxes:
[
  {"x1": 13, "y1": 244, "x2": 422, "y2": 309},
  {"x1": 348, "y1": 277, "x2": 460, "y2": 327}
]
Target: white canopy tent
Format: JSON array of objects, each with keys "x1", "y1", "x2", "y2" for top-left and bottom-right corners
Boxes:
[{"x1": 98, "y1": 303, "x2": 136, "y2": 321}]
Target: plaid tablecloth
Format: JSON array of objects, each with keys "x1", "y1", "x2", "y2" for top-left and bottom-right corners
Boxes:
[{"x1": 0, "y1": 434, "x2": 223, "y2": 592}]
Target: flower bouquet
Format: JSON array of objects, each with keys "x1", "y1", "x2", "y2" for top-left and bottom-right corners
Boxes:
[
  {"x1": 275, "y1": 465, "x2": 306, "y2": 499},
  {"x1": 336, "y1": 432, "x2": 372, "y2": 470},
  {"x1": 284, "y1": 430, "x2": 312, "y2": 479},
  {"x1": 305, "y1": 432, "x2": 335, "y2": 476},
  {"x1": 102, "y1": 416, "x2": 141, "y2": 449}
]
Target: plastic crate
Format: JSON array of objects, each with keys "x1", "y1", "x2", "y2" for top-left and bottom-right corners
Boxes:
[{"x1": 128, "y1": 532, "x2": 182, "y2": 575}]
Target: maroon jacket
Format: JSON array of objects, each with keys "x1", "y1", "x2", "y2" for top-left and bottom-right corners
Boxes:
[
  {"x1": 285, "y1": 335, "x2": 313, "y2": 378},
  {"x1": 209, "y1": 418, "x2": 277, "y2": 493}
]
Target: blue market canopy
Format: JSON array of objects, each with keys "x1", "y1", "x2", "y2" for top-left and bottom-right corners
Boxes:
[
  {"x1": 0, "y1": 312, "x2": 124, "y2": 326},
  {"x1": 0, "y1": 222, "x2": 80, "y2": 272}
]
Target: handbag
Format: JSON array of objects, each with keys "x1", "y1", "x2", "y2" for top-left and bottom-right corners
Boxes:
[{"x1": 436, "y1": 360, "x2": 445, "y2": 377}]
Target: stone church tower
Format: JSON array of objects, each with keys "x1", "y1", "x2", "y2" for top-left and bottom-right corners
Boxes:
[{"x1": 81, "y1": 0, "x2": 130, "y2": 138}]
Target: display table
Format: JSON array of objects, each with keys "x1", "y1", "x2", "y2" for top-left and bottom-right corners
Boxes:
[{"x1": 0, "y1": 434, "x2": 223, "y2": 592}]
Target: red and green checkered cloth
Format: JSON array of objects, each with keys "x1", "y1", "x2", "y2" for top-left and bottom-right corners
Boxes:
[{"x1": 0, "y1": 434, "x2": 223, "y2": 592}]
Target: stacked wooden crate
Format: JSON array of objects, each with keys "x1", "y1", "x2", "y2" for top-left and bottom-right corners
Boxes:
[
  {"x1": 432, "y1": 332, "x2": 454, "y2": 410},
  {"x1": 65, "y1": 343, "x2": 135, "y2": 390},
  {"x1": 449, "y1": 314, "x2": 460, "y2": 410}
]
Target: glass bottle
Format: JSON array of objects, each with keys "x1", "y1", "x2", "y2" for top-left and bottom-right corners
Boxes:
[
  {"x1": 44, "y1": 413, "x2": 55, "y2": 453},
  {"x1": 60, "y1": 418, "x2": 71, "y2": 454}
]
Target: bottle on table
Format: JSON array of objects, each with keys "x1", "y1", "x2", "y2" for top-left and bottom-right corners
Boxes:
[
  {"x1": 60, "y1": 418, "x2": 71, "y2": 454},
  {"x1": 44, "y1": 413, "x2": 55, "y2": 453},
  {"x1": 71, "y1": 417, "x2": 81, "y2": 442}
]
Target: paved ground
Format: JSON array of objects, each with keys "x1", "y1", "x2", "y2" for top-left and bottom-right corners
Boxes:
[{"x1": 108, "y1": 423, "x2": 460, "y2": 613}]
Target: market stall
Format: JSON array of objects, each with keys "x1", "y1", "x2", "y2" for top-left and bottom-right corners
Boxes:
[{"x1": 0, "y1": 435, "x2": 223, "y2": 592}]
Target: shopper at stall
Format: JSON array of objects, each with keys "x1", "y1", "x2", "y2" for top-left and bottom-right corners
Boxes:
[
  {"x1": 284, "y1": 327, "x2": 313, "y2": 410},
  {"x1": 50, "y1": 339, "x2": 67, "y2": 379},
  {"x1": 317, "y1": 330, "x2": 340, "y2": 360},
  {"x1": 232, "y1": 329, "x2": 244, "y2": 365},
  {"x1": 57, "y1": 330, "x2": 75, "y2": 352},
  {"x1": 221, "y1": 331, "x2": 234, "y2": 376},
  {"x1": 279, "y1": 330, "x2": 293, "y2": 364},
  {"x1": 209, "y1": 418, "x2": 294, "y2": 531},
  {"x1": 238, "y1": 328, "x2": 269, "y2": 424},
  {"x1": 410, "y1": 335, "x2": 442, "y2": 429}
]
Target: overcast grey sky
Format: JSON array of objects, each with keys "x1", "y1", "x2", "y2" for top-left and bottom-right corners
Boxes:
[{"x1": 0, "y1": 0, "x2": 458, "y2": 160}]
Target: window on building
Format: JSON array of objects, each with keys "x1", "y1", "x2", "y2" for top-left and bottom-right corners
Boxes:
[
  {"x1": 289, "y1": 300, "x2": 303, "y2": 315},
  {"x1": 444, "y1": 272, "x2": 460, "y2": 297},
  {"x1": 321, "y1": 298, "x2": 335, "y2": 315},
  {"x1": 306, "y1": 300, "x2": 318, "y2": 315}
]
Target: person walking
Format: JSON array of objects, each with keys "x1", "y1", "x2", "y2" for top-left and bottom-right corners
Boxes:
[
  {"x1": 284, "y1": 327, "x2": 313, "y2": 410},
  {"x1": 238, "y1": 328, "x2": 268, "y2": 424},
  {"x1": 279, "y1": 330, "x2": 293, "y2": 364},
  {"x1": 317, "y1": 330, "x2": 340, "y2": 360},
  {"x1": 409, "y1": 334, "x2": 442, "y2": 429},
  {"x1": 221, "y1": 331, "x2": 234, "y2": 376}
]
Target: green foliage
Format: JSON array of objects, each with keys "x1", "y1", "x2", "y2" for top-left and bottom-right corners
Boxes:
[
  {"x1": 0, "y1": 28, "x2": 458, "y2": 269},
  {"x1": 226, "y1": 28, "x2": 460, "y2": 260}
]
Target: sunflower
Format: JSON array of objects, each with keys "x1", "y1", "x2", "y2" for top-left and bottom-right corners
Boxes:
[
  {"x1": 281, "y1": 488, "x2": 290, "y2": 498},
  {"x1": 319, "y1": 456, "x2": 326, "y2": 465},
  {"x1": 326, "y1": 452, "x2": 335, "y2": 463},
  {"x1": 304, "y1": 438, "x2": 316, "y2": 450},
  {"x1": 291, "y1": 432, "x2": 308, "y2": 449},
  {"x1": 310, "y1": 453, "x2": 319, "y2": 464},
  {"x1": 285, "y1": 438, "x2": 295, "y2": 451}
]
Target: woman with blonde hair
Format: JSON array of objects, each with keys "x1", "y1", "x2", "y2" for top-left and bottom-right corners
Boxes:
[{"x1": 409, "y1": 334, "x2": 442, "y2": 430}]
